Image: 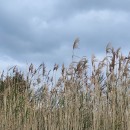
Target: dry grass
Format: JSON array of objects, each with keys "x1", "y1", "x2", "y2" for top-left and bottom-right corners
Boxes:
[{"x1": 0, "y1": 41, "x2": 130, "y2": 130}]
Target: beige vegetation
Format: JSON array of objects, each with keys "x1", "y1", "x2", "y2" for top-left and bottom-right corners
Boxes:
[{"x1": 0, "y1": 40, "x2": 130, "y2": 130}]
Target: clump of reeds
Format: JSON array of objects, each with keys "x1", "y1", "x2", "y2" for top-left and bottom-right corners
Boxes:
[{"x1": 0, "y1": 39, "x2": 130, "y2": 130}]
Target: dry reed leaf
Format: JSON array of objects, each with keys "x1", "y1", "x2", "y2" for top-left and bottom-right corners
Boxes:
[
  {"x1": 73, "y1": 38, "x2": 79, "y2": 50},
  {"x1": 116, "y1": 47, "x2": 121, "y2": 58},
  {"x1": 53, "y1": 63, "x2": 59, "y2": 71},
  {"x1": 29, "y1": 63, "x2": 33, "y2": 73},
  {"x1": 106, "y1": 42, "x2": 112, "y2": 54}
]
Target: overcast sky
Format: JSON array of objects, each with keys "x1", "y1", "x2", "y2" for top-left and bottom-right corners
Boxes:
[{"x1": 0, "y1": 0, "x2": 130, "y2": 72}]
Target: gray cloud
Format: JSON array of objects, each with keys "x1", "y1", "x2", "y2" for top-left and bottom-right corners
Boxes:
[{"x1": 0, "y1": 0, "x2": 130, "y2": 70}]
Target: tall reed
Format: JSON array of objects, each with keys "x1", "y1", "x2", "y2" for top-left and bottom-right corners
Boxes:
[{"x1": 0, "y1": 42, "x2": 130, "y2": 130}]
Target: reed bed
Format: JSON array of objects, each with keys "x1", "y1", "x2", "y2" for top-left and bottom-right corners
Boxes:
[{"x1": 0, "y1": 41, "x2": 130, "y2": 130}]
